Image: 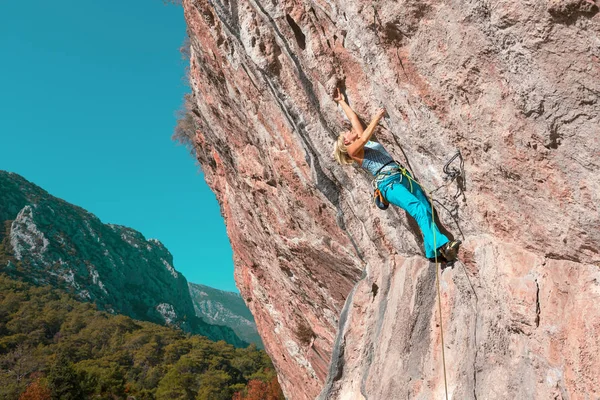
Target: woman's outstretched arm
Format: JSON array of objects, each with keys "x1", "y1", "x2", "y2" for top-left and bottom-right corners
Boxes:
[
  {"x1": 334, "y1": 88, "x2": 364, "y2": 136},
  {"x1": 346, "y1": 108, "x2": 386, "y2": 156}
]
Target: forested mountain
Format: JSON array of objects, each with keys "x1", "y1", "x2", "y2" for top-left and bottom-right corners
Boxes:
[
  {"x1": 0, "y1": 274, "x2": 283, "y2": 399},
  {"x1": 0, "y1": 171, "x2": 244, "y2": 347}
]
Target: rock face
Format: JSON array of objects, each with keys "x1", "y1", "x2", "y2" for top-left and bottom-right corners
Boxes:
[
  {"x1": 188, "y1": 282, "x2": 264, "y2": 347},
  {"x1": 0, "y1": 171, "x2": 246, "y2": 347},
  {"x1": 181, "y1": 0, "x2": 599, "y2": 398}
]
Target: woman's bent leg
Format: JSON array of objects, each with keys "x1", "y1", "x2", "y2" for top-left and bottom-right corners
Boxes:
[{"x1": 381, "y1": 178, "x2": 449, "y2": 258}]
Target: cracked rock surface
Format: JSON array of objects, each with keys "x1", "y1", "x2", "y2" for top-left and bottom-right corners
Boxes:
[{"x1": 182, "y1": 0, "x2": 599, "y2": 398}]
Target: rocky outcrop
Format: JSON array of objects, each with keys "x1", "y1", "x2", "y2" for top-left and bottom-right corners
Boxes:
[
  {"x1": 189, "y1": 282, "x2": 264, "y2": 347},
  {"x1": 0, "y1": 171, "x2": 246, "y2": 347},
  {"x1": 181, "y1": 0, "x2": 599, "y2": 398},
  {"x1": 318, "y1": 239, "x2": 600, "y2": 399}
]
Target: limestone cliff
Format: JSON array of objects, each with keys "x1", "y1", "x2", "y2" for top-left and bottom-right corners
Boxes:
[
  {"x1": 181, "y1": 0, "x2": 599, "y2": 398},
  {"x1": 189, "y1": 281, "x2": 264, "y2": 347}
]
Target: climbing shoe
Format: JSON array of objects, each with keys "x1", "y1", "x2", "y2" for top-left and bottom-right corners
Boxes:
[
  {"x1": 428, "y1": 253, "x2": 448, "y2": 264},
  {"x1": 438, "y1": 240, "x2": 461, "y2": 262}
]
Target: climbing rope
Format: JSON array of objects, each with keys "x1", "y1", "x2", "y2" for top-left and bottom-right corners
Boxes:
[
  {"x1": 375, "y1": 165, "x2": 451, "y2": 399},
  {"x1": 378, "y1": 116, "x2": 459, "y2": 398},
  {"x1": 404, "y1": 174, "x2": 451, "y2": 400},
  {"x1": 431, "y1": 199, "x2": 449, "y2": 400}
]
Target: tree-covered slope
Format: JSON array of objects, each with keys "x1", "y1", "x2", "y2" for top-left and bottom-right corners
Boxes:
[{"x1": 0, "y1": 274, "x2": 283, "y2": 400}]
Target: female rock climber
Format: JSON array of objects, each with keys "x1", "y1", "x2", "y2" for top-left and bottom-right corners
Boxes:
[{"x1": 332, "y1": 88, "x2": 460, "y2": 263}]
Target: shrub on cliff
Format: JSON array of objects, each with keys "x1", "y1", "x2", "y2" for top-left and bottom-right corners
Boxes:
[{"x1": 173, "y1": 93, "x2": 197, "y2": 151}]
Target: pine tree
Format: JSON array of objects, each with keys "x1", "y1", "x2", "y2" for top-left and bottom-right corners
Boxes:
[{"x1": 46, "y1": 354, "x2": 84, "y2": 400}]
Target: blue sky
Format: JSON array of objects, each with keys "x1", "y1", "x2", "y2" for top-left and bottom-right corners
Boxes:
[{"x1": 0, "y1": 0, "x2": 238, "y2": 292}]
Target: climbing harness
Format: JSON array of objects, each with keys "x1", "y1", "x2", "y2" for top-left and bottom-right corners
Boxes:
[
  {"x1": 369, "y1": 150, "x2": 464, "y2": 212},
  {"x1": 371, "y1": 160, "x2": 396, "y2": 210},
  {"x1": 373, "y1": 160, "x2": 397, "y2": 176},
  {"x1": 371, "y1": 161, "x2": 421, "y2": 210},
  {"x1": 372, "y1": 161, "x2": 395, "y2": 210}
]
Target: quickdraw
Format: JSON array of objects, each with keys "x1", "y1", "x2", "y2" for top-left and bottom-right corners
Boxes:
[{"x1": 443, "y1": 151, "x2": 463, "y2": 181}]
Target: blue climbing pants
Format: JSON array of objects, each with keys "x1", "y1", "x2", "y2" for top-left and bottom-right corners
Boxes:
[{"x1": 377, "y1": 170, "x2": 449, "y2": 259}]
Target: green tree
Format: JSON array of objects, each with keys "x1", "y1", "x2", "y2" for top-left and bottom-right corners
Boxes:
[
  {"x1": 47, "y1": 353, "x2": 84, "y2": 400},
  {"x1": 155, "y1": 367, "x2": 196, "y2": 400},
  {"x1": 196, "y1": 370, "x2": 234, "y2": 400},
  {"x1": 78, "y1": 359, "x2": 126, "y2": 398},
  {"x1": 0, "y1": 344, "x2": 39, "y2": 397}
]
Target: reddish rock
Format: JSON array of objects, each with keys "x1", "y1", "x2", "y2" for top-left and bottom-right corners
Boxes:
[{"x1": 181, "y1": 0, "x2": 599, "y2": 398}]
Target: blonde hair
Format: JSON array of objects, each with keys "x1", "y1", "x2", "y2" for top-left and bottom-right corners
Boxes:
[{"x1": 333, "y1": 133, "x2": 354, "y2": 165}]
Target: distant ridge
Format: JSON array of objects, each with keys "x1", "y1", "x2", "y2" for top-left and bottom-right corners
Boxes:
[{"x1": 189, "y1": 282, "x2": 264, "y2": 348}]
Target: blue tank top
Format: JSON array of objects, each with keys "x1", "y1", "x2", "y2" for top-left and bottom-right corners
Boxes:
[{"x1": 361, "y1": 141, "x2": 395, "y2": 176}]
